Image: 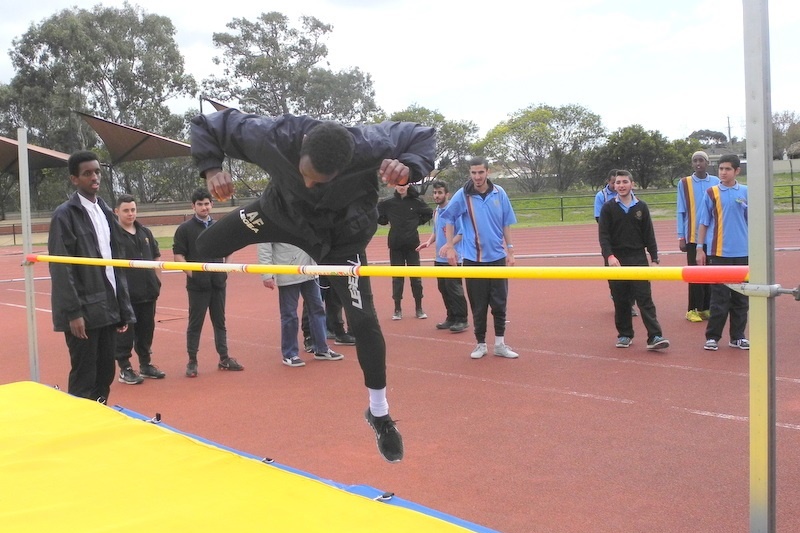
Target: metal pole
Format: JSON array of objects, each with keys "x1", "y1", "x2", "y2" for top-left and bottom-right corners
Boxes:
[
  {"x1": 742, "y1": 1, "x2": 776, "y2": 531},
  {"x1": 18, "y1": 128, "x2": 40, "y2": 382}
]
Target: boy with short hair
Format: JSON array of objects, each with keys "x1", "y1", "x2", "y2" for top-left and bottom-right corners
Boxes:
[
  {"x1": 598, "y1": 170, "x2": 669, "y2": 351},
  {"x1": 696, "y1": 154, "x2": 749, "y2": 351}
]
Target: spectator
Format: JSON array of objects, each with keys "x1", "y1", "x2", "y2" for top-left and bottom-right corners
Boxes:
[
  {"x1": 439, "y1": 157, "x2": 518, "y2": 359},
  {"x1": 172, "y1": 189, "x2": 244, "y2": 377},
  {"x1": 696, "y1": 154, "x2": 749, "y2": 351},
  {"x1": 47, "y1": 150, "x2": 134, "y2": 402},
  {"x1": 114, "y1": 194, "x2": 165, "y2": 384},
  {"x1": 258, "y1": 242, "x2": 344, "y2": 367},
  {"x1": 677, "y1": 150, "x2": 720, "y2": 322},
  {"x1": 416, "y1": 180, "x2": 468, "y2": 332},
  {"x1": 598, "y1": 170, "x2": 669, "y2": 351},
  {"x1": 377, "y1": 182, "x2": 433, "y2": 320}
]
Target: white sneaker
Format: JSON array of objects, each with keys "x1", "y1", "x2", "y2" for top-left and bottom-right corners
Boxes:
[
  {"x1": 494, "y1": 343, "x2": 519, "y2": 358},
  {"x1": 470, "y1": 343, "x2": 488, "y2": 359}
]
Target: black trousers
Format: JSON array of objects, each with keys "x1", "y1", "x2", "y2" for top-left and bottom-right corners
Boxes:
[
  {"x1": 463, "y1": 258, "x2": 508, "y2": 343},
  {"x1": 389, "y1": 245, "x2": 423, "y2": 306},
  {"x1": 115, "y1": 300, "x2": 156, "y2": 369},
  {"x1": 187, "y1": 286, "x2": 228, "y2": 360},
  {"x1": 609, "y1": 252, "x2": 662, "y2": 342},
  {"x1": 686, "y1": 243, "x2": 712, "y2": 312},
  {"x1": 705, "y1": 256, "x2": 749, "y2": 342},
  {"x1": 435, "y1": 261, "x2": 467, "y2": 323},
  {"x1": 65, "y1": 324, "x2": 117, "y2": 401},
  {"x1": 195, "y1": 199, "x2": 386, "y2": 389}
]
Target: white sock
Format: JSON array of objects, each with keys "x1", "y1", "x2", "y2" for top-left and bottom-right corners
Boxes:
[
  {"x1": 495, "y1": 336, "x2": 505, "y2": 346},
  {"x1": 368, "y1": 387, "x2": 389, "y2": 417}
]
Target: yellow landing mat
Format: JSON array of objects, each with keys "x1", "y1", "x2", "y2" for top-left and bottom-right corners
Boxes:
[{"x1": 0, "y1": 382, "x2": 479, "y2": 532}]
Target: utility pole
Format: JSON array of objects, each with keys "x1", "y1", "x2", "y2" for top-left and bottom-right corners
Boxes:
[{"x1": 727, "y1": 116, "x2": 733, "y2": 146}]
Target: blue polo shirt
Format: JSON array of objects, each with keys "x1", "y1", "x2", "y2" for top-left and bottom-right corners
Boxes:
[
  {"x1": 699, "y1": 181, "x2": 748, "y2": 257},
  {"x1": 440, "y1": 181, "x2": 517, "y2": 263},
  {"x1": 434, "y1": 204, "x2": 463, "y2": 263}
]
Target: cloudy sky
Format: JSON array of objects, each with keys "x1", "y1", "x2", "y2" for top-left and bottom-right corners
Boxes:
[{"x1": 1, "y1": 0, "x2": 797, "y2": 141}]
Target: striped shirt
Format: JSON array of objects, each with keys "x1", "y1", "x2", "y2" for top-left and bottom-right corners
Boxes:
[
  {"x1": 676, "y1": 173, "x2": 720, "y2": 242},
  {"x1": 699, "y1": 181, "x2": 748, "y2": 257}
]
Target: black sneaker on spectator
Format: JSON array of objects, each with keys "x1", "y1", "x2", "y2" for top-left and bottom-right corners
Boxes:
[
  {"x1": 119, "y1": 367, "x2": 144, "y2": 385},
  {"x1": 364, "y1": 409, "x2": 404, "y2": 463},
  {"x1": 334, "y1": 332, "x2": 356, "y2": 345},
  {"x1": 314, "y1": 349, "x2": 344, "y2": 361},
  {"x1": 139, "y1": 363, "x2": 166, "y2": 379},
  {"x1": 449, "y1": 321, "x2": 469, "y2": 333},
  {"x1": 185, "y1": 361, "x2": 198, "y2": 377},
  {"x1": 303, "y1": 336, "x2": 314, "y2": 353},
  {"x1": 218, "y1": 357, "x2": 244, "y2": 371},
  {"x1": 282, "y1": 356, "x2": 305, "y2": 367}
]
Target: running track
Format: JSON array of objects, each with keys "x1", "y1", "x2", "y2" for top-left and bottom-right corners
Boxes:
[{"x1": 2, "y1": 215, "x2": 800, "y2": 533}]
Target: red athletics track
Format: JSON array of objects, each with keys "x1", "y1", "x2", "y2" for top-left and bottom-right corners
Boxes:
[{"x1": 2, "y1": 215, "x2": 800, "y2": 533}]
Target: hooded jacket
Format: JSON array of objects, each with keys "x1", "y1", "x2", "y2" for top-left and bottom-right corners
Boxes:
[
  {"x1": 48, "y1": 192, "x2": 134, "y2": 332},
  {"x1": 190, "y1": 110, "x2": 436, "y2": 261},
  {"x1": 257, "y1": 242, "x2": 319, "y2": 287}
]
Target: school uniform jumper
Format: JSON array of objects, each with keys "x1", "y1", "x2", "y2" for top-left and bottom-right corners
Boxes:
[{"x1": 598, "y1": 196, "x2": 664, "y2": 343}]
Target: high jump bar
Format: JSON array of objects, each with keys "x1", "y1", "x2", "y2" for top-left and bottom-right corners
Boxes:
[{"x1": 25, "y1": 254, "x2": 749, "y2": 284}]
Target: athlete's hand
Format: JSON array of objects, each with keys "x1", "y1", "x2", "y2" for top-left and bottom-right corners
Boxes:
[
  {"x1": 379, "y1": 159, "x2": 410, "y2": 186},
  {"x1": 205, "y1": 168, "x2": 234, "y2": 202},
  {"x1": 262, "y1": 279, "x2": 276, "y2": 291},
  {"x1": 678, "y1": 238, "x2": 687, "y2": 252}
]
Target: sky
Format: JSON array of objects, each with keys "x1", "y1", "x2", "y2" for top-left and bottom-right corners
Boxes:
[{"x1": 1, "y1": 0, "x2": 798, "y2": 142}]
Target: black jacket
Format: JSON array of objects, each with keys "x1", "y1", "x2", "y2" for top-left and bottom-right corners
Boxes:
[
  {"x1": 377, "y1": 187, "x2": 433, "y2": 248},
  {"x1": 598, "y1": 198, "x2": 658, "y2": 265},
  {"x1": 48, "y1": 192, "x2": 134, "y2": 332},
  {"x1": 117, "y1": 221, "x2": 161, "y2": 303},
  {"x1": 172, "y1": 216, "x2": 227, "y2": 291},
  {"x1": 190, "y1": 110, "x2": 436, "y2": 260}
]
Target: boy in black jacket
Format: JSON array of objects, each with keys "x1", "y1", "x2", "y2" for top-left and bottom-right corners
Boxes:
[
  {"x1": 48, "y1": 151, "x2": 135, "y2": 402},
  {"x1": 598, "y1": 170, "x2": 670, "y2": 351},
  {"x1": 114, "y1": 194, "x2": 165, "y2": 384},
  {"x1": 377, "y1": 183, "x2": 433, "y2": 320}
]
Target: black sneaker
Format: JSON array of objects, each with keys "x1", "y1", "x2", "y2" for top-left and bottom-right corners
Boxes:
[
  {"x1": 185, "y1": 361, "x2": 198, "y2": 378},
  {"x1": 449, "y1": 321, "x2": 469, "y2": 333},
  {"x1": 119, "y1": 367, "x2": 144, "y2": 385},
  {"x1": 303, "y1": 336, "x2": 314, "y2": 353},
  {"x1": 314, "y1": 349, "x2": 344, "y2": 361},
  {"x1": 436, "y1": 320, "x2": 453, "y2": 330},
  {"x1": 334, "y1": 332, "x2": 356, "y2": 345},
  {"x1": 364, "y1": 409, "x2": 404, "y2": 463},
  {"x1": 218, "y1": 357, "x2": 244, "y2": 371},
  {"x1": 139, "y1": 363, "x2": 166, "y2": 379}
]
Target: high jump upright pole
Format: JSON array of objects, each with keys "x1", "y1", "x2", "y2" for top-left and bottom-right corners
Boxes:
[
  {"x1": 18, "y1": 128, "x2": 40, "y2": 382},
  {"x1": 742, "y1": 1, "x2": 776, "y2": 531}
]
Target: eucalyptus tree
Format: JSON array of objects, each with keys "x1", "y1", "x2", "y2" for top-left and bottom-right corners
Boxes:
[
  {"x1": 204, "y1": 12, "x2": 379, "y2": 123},
  {"x1": 388, "y1": 104, "x2": 479, "y2": 191},
  {"x1": 8, "y1": 2, "x2": 196, "y2": 204}
]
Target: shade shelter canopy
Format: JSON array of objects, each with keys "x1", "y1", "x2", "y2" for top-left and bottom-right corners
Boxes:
[
  {"x1": 0, "y1": 136, "x2": 69, "y2": 174},
  {"x1": 75, "y1": 112, "x2": 190, "y2": 165},
  {"x1": 202, "y1": 96, "x2": 231, "y2": 112}
]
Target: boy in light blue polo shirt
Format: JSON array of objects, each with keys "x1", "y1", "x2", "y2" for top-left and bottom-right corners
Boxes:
[{"x1": 696, "y1": 154, "x2": 749, "y2": 351}]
